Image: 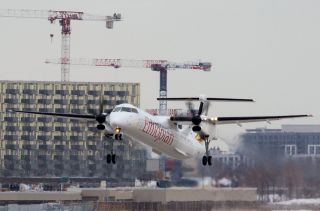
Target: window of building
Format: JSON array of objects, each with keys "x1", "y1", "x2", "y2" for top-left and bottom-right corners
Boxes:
[
  {"x1": 308, "y1": 145, "x2": 320, "y2": 155},
  {"x1": 285, "y1": 145, "x2": 296, "y2": 156}
]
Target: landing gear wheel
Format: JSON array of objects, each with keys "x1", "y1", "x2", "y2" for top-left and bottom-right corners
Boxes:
[
  {"x1": 202, "y1": 156, "x2": 208, "y2": 166},
  {"x1": 111, "y1": 154, "x2": 116, "y2": 164},
  {"x1": 208, "y1": 156, "x2": 212, "y2": 166},
  {"x1": 115, "y1": 134, "x2": 122, "y2": 140},
  {"x1": 106, "y1": 154, "x2": 112, "y2": 164}
]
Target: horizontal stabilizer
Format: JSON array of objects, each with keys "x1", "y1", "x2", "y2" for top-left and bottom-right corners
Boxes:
[{"x1": 157, "y1": 97, "x2": 254, "y2": 102}]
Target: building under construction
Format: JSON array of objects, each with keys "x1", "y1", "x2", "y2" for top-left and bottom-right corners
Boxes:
[{"x1": 0, "y1": 80, "x2": 148, "y2": 181}]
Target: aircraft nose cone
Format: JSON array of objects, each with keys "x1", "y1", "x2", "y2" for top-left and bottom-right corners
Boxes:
[{"x1": 110, "y1": 113, "x2": 126, "y2": 129}]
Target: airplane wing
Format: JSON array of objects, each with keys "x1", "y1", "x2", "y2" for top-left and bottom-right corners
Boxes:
[
  {"x1": 170, "y1": 114, "x2": 311, "y2": 125},
  {"x1": 202, "y1": 114, "x2": 312, "y2": 125},
  {"x1": 8, "y1": 109, "x2": 97, "y2": 120}
]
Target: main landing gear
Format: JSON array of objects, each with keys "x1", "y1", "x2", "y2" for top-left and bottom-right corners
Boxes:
[
  {"x1": 106, "y1": 128, "x2": 122, "y2": 165},
  {"x1": 202, "y1": 136, "x2": 212, "y2": 166}
]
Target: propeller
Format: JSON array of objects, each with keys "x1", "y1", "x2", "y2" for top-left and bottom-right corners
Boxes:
[
  {"x1": 87, "y1": 96, "x2": 109, "y2": 130},
  {"x1": 185, "y1": 100, "x2": 209, "y2": 132}
]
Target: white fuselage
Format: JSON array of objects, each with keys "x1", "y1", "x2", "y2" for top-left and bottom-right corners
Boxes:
[{"x1": 109, "y1": 104, "x2": 205, "y2": 160}]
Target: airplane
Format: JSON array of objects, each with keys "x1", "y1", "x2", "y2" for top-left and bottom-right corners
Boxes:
[{"x1": 9, "y1": 95, "x2": 312, "y2": 166}]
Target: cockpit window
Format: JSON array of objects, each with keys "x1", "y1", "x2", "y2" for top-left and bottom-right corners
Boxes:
[
  {"x1": 121, "y1": 107, "x2": 131, "y2": 112},
  {"x1": 112, "y1": 107, "x2": 121, "y2": 112},
  {"x1": 116, "y1": 107, "x2": 139, "y2": 114}
]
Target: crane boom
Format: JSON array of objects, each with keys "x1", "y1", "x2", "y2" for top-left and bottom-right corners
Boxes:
[
  {"x1": 0, "y1": 9, "x2": 121, "y2": 22},
  {"x1": 0, "y1": 9, "x2": 121, "y2": 82},
  {"x1": 45, "y1": 58, "x2": 211, "y2": 71},
  {"x1": 45, "y1": 58, "x2": 212, "y2": 115}
]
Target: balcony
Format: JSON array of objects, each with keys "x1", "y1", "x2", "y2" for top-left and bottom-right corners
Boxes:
[
  {"x1": 53, "y1": 135, "x2": 69, "y2": 141},
  {"x1": 103, "y1": 100, "x2": 116, "y2": 106},
  {"x1": 39, "y1": 144, "x2": 53, "y2": 150},
  {"x1": 55, "y1": 108, "x2": 68, "y2": 113},
  {"x1": 54, "y1": 127, "x2": 68, "y2": 132},
  {"x1": 21, "y1": 117, "x2": 36, "y2": 123},
  {"x1": 117, "y1": 91, "x2": 129, "y2": 97},
  {"x1": 56, "y1": 118, "x2": 68, "y2": 123},
  {"x1": 21, "y1": 135, "x2": 36, "y2": 141},
  {"x1": 21, "y1": 99, "x2": 37, "y2": 104},
  {"x1": 4, "y1": 155, "x2": 18, "y2": 160},
  {"x1": 70, "y1": 145, "x2": 84, "y2": 151},
  {"x1": 5, "y1": 144, "x2": 18, "y2": 150},
  {"x1": 22, "y1": 126, "x2": 37, "y2": 132},
  {"x1": 39, "y1": 89, "x2": 53, "y2": 95},
  {"x1": 5, "y1": 126, "x2": 19, "y2": 131},
  {"x1": 4, "y1": 135, "x2": 18, "y2": 141},
  {"x1": 39, "y1": 108, "x2": 54, "y2": 113},
  {"x1": 38, "y1": 135, "x2": 51, "y2": 141},
  {"x1": 4, "y1": 99, "x2": 19, "y2": 104},
  {"x1": 38, "y1": 99, "x2": 53, "y2": 104},
  {"x1": 39, "y1": 126, "x2": 53, "y2": 132},
  {"x1": 4, "y1": 117, "x2": 18, "y2": 123},
  {"x1": 55, "y1": 145, "x2": 67, "y2": 150},
  {"x1": 71, "y1": 109, "x2": 84, "y2": 114},
  {"x1": 71, "y1": 126, "x2": 82, "y2": 132},
  {"x1": 54, "y1": 99, "x2": 69, "y2": 105},
  {"x1": 6, "y1": 89, "x2": 19, "y2": 95},
  {"x1": 70, "y1": 99, "x2": 84, "y2": 105},
  {"x1": 116, "y1": 100, "x2": 127, "y2": 105},
  {"x1": 38, "y1": 155, "x2": 51, "y2": 160},
  {"x1": 88, "y1": 90, "x2": 101, "y2": 96},
  {"x1": 22, "y1": 108, "x2": 37, "y2": 112},
  {"x1": 104, "y1": 91, "x2": 117, "y2": 96},
  {"x1": 23, "y1": 89, "x2": 37, "y2": 95},
  {"x1": 22, "y1": 144, "x2": 36, "y2": 150},
  {"x1": 55, "y1": 90, "x2": 69, "y2": 95},
  {"x1": 70, "y1": 136, "x2": 85, "y2": 141},
  {"x1": 71, "y1": 90, "x2": 85, "y2": 96},
  {"x1": 87, "y1": 100, "x2": 100, "y2": 104},
  {"x1": 37, "y1": 117, "x2": 52, "y2": 123}
]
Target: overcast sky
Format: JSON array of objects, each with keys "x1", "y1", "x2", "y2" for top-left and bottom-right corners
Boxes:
[{"x1": 1, "y1": 0, "x2": 319, "y2": 141}]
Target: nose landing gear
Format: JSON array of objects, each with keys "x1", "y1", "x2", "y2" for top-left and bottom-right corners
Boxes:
[{"x1": 105, "y1": 128, "x2": 122, "y2": 165}]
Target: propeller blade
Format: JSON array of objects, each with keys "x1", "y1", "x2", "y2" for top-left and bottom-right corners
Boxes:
[
  {"x1": 198, "y1": 102, "x2": 204, "y2": 115},
  {"x1": 99, "y1": 95, "x2": 104, "y2": 114},
  {"x1": 186, "y1": 101, "x2": 196, "y2": 116}
]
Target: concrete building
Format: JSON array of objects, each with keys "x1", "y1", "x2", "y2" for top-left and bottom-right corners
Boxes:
[
  {"x1": 239, "y1": 125, "x2": 320, "y2": 160},
  {"x1": 0, "y1": 80, "x2": 147, "y2": 181}
]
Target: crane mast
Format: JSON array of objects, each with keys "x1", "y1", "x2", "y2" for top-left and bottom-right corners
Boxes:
[
  {"x1": 45, "y1": 58, "x2": 212, "y2": 115},
  {"x1": 0, "y1": 9, "x2": 121, "y2": 81}
]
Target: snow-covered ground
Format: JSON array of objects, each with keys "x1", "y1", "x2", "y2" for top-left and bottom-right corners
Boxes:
[{"x1": 274, "y1": 198, "x2": 320, "y2": 205}]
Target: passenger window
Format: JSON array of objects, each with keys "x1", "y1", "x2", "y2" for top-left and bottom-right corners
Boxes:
[{"x1": 132, "y1": 108, "x2": 138, "y2": 113}]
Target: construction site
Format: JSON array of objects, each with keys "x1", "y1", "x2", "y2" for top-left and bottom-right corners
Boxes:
[{"x1": 0, "y1": 2, "x2": 319, "y2": 211}]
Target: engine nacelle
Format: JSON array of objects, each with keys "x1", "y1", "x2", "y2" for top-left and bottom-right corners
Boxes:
[
  {"x1": 97, "y1": 124, "x2": 106, "y2": 130},
  {"x1": 192, "y1": 125, "x2": 201, "y2": 132}
]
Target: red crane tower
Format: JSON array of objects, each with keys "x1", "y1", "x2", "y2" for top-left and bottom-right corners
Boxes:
[
  {"x1": 45, "y1": 58, "x2": 212, "y2": 115},
  {"x1": 0, "y1": 9, "x2": 121, "y2": 81}
]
